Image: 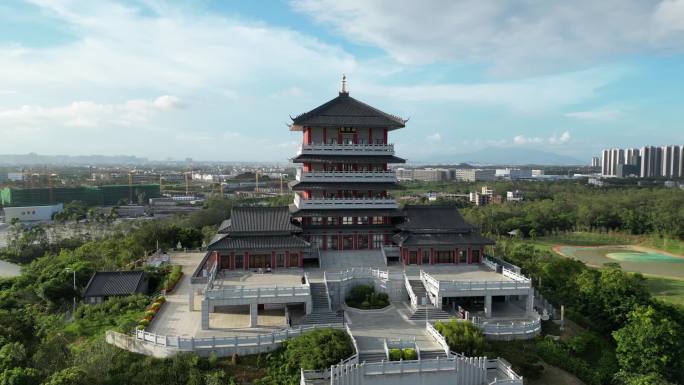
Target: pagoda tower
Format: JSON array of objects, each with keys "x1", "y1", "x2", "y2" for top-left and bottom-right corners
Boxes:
[{"x1": 289, "y1": 76, "x2": 406, "y2": 254}]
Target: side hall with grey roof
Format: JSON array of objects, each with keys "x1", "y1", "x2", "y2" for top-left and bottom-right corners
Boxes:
[{"x1": 83, "y1": 271, "x2": 148, "y2": 304}]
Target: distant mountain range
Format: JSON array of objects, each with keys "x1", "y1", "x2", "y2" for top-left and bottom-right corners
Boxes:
[{"x1": 417, "y1": 147, "x2": 584, "y2": 166}]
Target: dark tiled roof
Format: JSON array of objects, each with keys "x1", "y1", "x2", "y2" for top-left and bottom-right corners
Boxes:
[
  {"x1": 392, "y1": 232, "x2": 495, "y2": 247},
  {"x1": 83, "y1": 271, "x2": 147, "y2": 298},
  {"x1": 397, "y1": 205, "x2": 474, "y2": 233},
  {"x1": 289, "y1": 205, "x2": 405, "y2": 217},
  {"x1": 292, "y1": 154, "x2": 406, "y2": 164},
  {"x1": 228, "y1": 206, "x2": 300, "y2": 234},
  {"x1": 291, "y1": 93, "x2": 405, "y2": 129},
  {"x1": 289, "y1": 181, "x2": 401, "y2": 191},
  {"x1": 217, "y1": 219, "x2": 231, "y2": 233},
  {"x1": 209, "y1": 235, "x2": 310, "y2": 250}
]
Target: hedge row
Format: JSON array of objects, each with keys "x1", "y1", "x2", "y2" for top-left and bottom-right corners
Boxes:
[{"x1": 137, "y1": 295, "x2": 166, "y2": 329}]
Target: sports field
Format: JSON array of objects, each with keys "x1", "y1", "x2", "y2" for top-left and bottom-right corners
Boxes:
[
  {"x1": 553, "y1": 244, "x2": 684, "y2": 307},
  {"x1": 555, "y1": 245, "x2": 684, "y2": 279}
]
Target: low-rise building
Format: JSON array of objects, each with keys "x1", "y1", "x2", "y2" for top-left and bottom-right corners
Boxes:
[
  {"x1": 83, "y1": 271, "x2": 148, "y2": 304},
  {"x1": 506, "y1": 190, "x2": 524, "y2": 202},
  {"x1": 3, "y1": 204, "x2": 63, "y2": 222},
  {"x1": 453, "y1": 168, "x2": 496, "y2": 182}
]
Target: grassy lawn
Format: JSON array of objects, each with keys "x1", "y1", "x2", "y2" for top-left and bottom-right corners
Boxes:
[
  {"x1": 535, "y1": 231, "x2": 684, "y2": 255},
  {"x1": 643, "y1": 276, "x2": 684, "y2": 308}
]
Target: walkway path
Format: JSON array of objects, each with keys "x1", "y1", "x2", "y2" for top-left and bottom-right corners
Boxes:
[{"x1": 0, "y1": 260, "x2": 20, "y2": 278}]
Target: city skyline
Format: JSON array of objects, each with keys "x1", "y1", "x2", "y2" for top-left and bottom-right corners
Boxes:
[{"x1": 1, "y1": 0, "x2": 684, "y2": 162}]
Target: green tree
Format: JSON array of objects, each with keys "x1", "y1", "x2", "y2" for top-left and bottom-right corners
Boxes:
[
  {"x1": 613, "y1": 305, "x2": 684, "y2": 383},
  {"x1": 434, "y1": 319, "x2": 487, "y2": 356},
  {"x1": 0, "y1": 367, "x2": 40, "y2": 385},
  {"x1": 0, "y1": 343, "x2": 27, "y2": 372}
]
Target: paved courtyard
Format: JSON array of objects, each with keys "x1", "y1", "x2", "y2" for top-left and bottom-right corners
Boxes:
[
  {"x1": 147, "y1": 252, "x2": 283, "y2": 338},
  {"x1": 345, "y1": 301, "x2": 442, "y2": 354}
]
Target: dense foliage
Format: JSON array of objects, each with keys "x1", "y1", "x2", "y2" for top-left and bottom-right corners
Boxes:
[
  {"x1": 433, "y1": 319, "x2": 487, "y2": 356},
  {"x1": 256, "y1": 328, "x2": 353, "y2": 385},
  {"x1": 460, "y1": 185, "x2": 684, "y2": 239},
  {"x1": 495, "y1": 239, "x2": 684, "y2": 384},
  {"x1": 344, "y1": 284, "x2": 389, "y2": 309}
]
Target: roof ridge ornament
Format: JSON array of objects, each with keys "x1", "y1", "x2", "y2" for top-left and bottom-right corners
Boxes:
[{"x1": 340, "y1": 74, "x2": 348, "y2": 95}]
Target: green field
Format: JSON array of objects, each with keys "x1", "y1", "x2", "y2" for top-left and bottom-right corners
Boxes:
[
  {"x1": 534, "y1": 232, "x2": 684, "y2": 307},
  {"x1": 643, "y1": 277, "x2": 684, "y2": 307}
]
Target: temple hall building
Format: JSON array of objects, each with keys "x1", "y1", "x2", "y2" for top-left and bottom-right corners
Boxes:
[{"x1": 200, "y1": 78, "x2": 494, "y2": 270}]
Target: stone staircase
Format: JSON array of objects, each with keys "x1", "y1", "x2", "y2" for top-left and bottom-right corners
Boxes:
[
  {"x1": 291, "y1": 282, "x2": 344, "y2": 326},
  {"x1": 409, "y1": 307, "x2": 453, "y2": 321},
  {"x1": 419, "y1": 349, "x2": 448, "y2": 360},
  {"x1": 358, "y1": 351, "x2": 388, "y2": 363},
  {"x1": 407, "y1": 279, "x2": 453, "y2": 321}
]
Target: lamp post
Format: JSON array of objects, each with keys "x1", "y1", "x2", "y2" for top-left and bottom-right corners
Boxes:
[{"x1": 65, "y1": 268, "x2": 76, "y2": 319}]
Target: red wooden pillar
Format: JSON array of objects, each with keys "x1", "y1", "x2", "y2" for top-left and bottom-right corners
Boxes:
[
  {"x1": 271, "y1": 251, "x2": 276, "y2": 269},
  {"x1": 467, "y1": 247, "x2": 472, "y2": 264},
  {"x1": 368, "y1": 128, "x2": 373, "y2": 143},
  {"x1": 429, "y1": 248, "x2": 434, "y2": 264},
  {"x1": 383, "y1": 128, "x2": 388, "y2": 144},
  {"x1": 230, "y1": 251, "x2": 235, "y2": 270},
  {"x1": 285, "y1": 251, "x2": 290, "y2": 268},
  {"x1": 454, "y1": 248, "x2": 459, "y2": 264},
  {"x1": 244, "y1": 252, "x2": 250, "y2": 270},
  {"x1": 298, "y1": 253, "x2": 303, "y2": 268},
  {"x1": 323, "y1": 127, "x2": 327, "y2": 143},
  {"x1": 480, "y1": 246, "x2": 485, "y2": 263},
  {"x1": 417, "y1": 248, "x2": 422, "y2": 265}
]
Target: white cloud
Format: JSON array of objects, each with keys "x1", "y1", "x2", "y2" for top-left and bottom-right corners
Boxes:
[
  {"x1": 292, "y1": 0, "x2": 684, "y2": 76},
  {"x1": 549, "y1": 131, "x2": 571, "y2": 145},
  {"x1": 565, "y1": 108, "x2": 623, "y2": 122},
  {"x1": 0, "y1": 95, "x2": 182, "y2": 129},
  {"x1": 426, "y1": 133, "x2": 441, "y2": 142},
  {"x1": 514, "y1": 131, "x2": 571, "y2": 145}
]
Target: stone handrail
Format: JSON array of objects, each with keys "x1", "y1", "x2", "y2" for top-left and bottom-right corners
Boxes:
[
  {"x1": 404, "y1": 274, "x2": 418, "y2": 310},
  {"x1": 420, "y1": 270, "x2": 531, "y2": 294},
  {"x1": 205, "y1": 285, "x2": 310, "y2": 300},
  {"x1": 298, "y1": 143, "x2": 394, "y2": 155},
  {"x1": 501, "y1": 267, "x2": 530, "y2": 283},
  {"x1": 344, "y1": 323, "x2": 360, "y2": 365},
  {"x1": 294, "y1": 193, "x2": 397, "y2": 207},
  {"x1": 325, "y1": 268, "x2": 389, "y2": 282},
  {"x1": 131, "y1": 323, "x2": 344, "y2": 350},
  {"x1": 472, "y1": 315, "x2": 541, "y2": 338},
  {"x1": 297, "y1": 169, "x2": 396, "y2": 179},
  {"x1": 487, "y1": 358, "x2": 523, "y2": 385},
  {"x1": 425, "y1": 322, "x2": 451, "y2": 356}
]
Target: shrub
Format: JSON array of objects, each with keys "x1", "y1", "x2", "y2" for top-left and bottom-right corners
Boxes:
[
  {"x1": 162, "y1": 265, "x2": 183, "y2": 292},
  {"x1": 138, "y1": 319, "x2": 150, "y2": 328},
  {"x1": 388, "y1": 348, "x2": 402, "y2": 361},
  {"x1": 149, "y1": 302, "x2": 161, "y2": 311},
  {"x1": 282, "y1": 328, "x2": 354, "y2": 370},
  {"x1": 402, "y1": 348, "x2": 417, "y2": 360},
  {"x1": 345, "y1": 284, "x2": 390, "y2": 309},
  {"x1": 434, "y1": 319, "x2": 487, "y2": 356},
  {"x1": 156, "y1": 296, "x2": 166, "y2": 303},
  {"x1": 145, "y1": 310, "x2": 156, "y2": 318}
]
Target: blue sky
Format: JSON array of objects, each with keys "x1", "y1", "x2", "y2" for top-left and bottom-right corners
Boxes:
[{"x1": 1, "y1": 0, "x2": 683, "y2": 163}]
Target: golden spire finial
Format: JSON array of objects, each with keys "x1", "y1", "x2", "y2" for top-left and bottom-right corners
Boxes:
[{"x1": 341, "y1": 74, "x2": 347, "y2": 94}]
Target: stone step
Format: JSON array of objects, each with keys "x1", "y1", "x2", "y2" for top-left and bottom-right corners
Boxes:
[
  {"x1": 358, "y1": 352, "x2": 387, "y2": 363},
  {"x1": 409, "y1": 307, "x2": 453, "y2": 321},
  {"x1": 291, "y1": 310, "x2": 343, "y2": 326},
  {"x1": 419, "y1": 350, "x2": 447, "y2": 360}
]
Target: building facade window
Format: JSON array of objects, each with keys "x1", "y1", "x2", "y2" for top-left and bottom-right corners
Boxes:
[
  {"x1": 459, "y1": 250, "x2": 468, "y2": 263},
  {"x1": 373, "y1": 234, "x2": 384, "y2": 248},
  {"x1": 343, "y1": 217, "x2": 353, "y2": 225}
]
